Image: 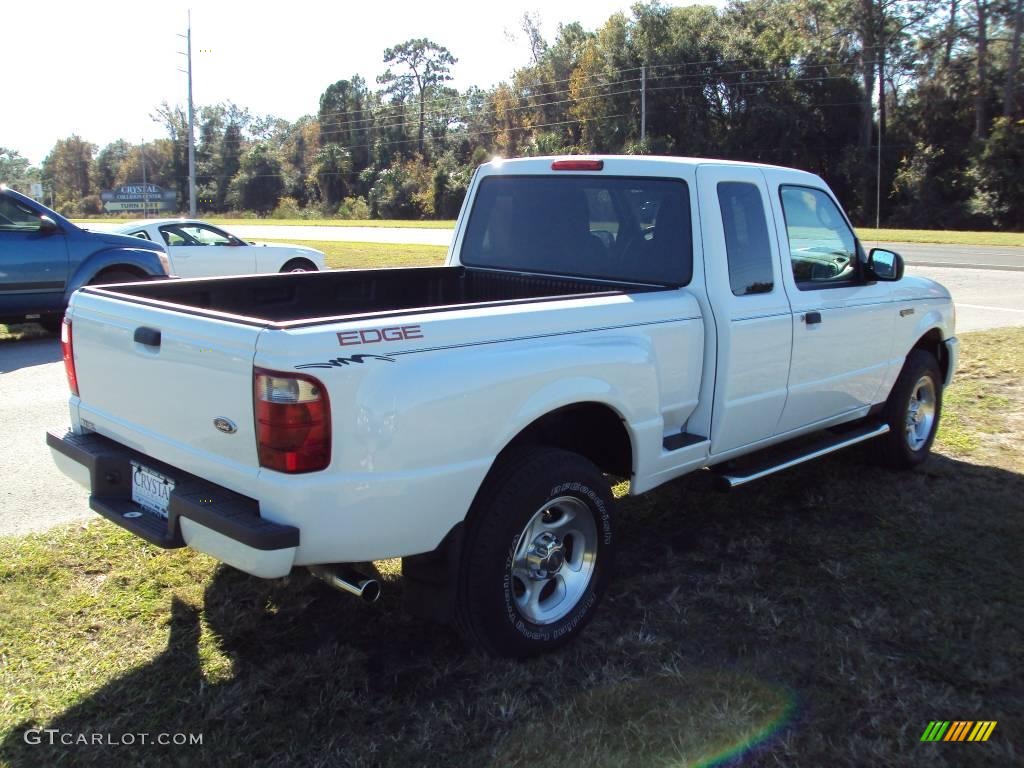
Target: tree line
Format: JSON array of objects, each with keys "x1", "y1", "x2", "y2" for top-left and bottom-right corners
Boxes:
[{"x1": 2, "y1": 0, "x2": 1022, "y2": 229}]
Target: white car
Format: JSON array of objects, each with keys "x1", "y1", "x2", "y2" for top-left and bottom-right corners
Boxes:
[{"x1": 114, "y1": 219, "x2": 326, "y2": 278}]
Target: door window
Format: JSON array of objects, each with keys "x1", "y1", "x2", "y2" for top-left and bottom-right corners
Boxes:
[
  {"x1": 717, "y1": 182, "x2": 774, "y2": 296},
  {"x1": 158, "y1": 223, "x2": 237, "y2": 246},
  {"x1": 0, "y1": 196, "x2": 43, "y2": 232},
  {"x1": 779, "y1": 186, "x2": 858, "y2": 288}
]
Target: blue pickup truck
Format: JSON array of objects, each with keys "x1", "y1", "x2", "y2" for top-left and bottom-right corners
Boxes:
[{"x1": 0, "y1": 186, "x2": 169, "y2": 332}]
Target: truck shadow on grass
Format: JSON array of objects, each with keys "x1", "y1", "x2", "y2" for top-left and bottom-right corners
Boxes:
[{"x1": 2, "y1": 451, "x2": 1021, "y2": 767}]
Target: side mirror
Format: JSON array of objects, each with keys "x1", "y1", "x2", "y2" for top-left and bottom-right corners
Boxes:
[
  {"x1": 39, "y1": 215, "x2": 60, "y2": 235},
  {"x1": 867, "y1": 248, "x2": 903, "y2": 281}
]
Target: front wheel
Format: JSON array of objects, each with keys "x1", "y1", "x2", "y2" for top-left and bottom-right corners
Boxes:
[
  {"x1": 280, "y1": 259, "x2": 317, "y2": 273},
  {"x1": 88, "y1": 270, "x2": 141, "y2": 286},
  {"x1": 878, "y1": 349, "x2": 943, "y2": 469},
  {"x1": 457, "y1": 447, "x2": 615, "y2": 657}
]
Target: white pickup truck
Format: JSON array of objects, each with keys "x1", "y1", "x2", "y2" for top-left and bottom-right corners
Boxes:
[{"x1": 49, "y1": 156, "x2": 957, "y2": 657}]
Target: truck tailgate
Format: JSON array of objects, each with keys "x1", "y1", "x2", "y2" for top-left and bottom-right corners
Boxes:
[{"x1": 68, "y1": 291, "x2": 263, "y2": 491}]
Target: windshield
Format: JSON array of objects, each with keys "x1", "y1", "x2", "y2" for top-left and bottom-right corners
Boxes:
[{"x1": 461, "y1": 175, "x2": 692, "y2": 286}]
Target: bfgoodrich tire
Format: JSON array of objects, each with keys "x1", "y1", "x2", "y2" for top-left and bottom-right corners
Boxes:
[
  {"x1": 457, "y1": 447, "x2": 615, "y2": 658},
  {"x1": 878, "y1": 349, "x2": 943, "y2": 469}
]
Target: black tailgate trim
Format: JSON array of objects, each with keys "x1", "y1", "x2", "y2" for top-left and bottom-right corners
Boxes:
[{"x1": 47, "y1": 429, "x2": 299, "y2": 551}]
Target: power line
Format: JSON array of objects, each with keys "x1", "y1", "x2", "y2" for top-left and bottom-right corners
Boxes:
[
  {"x1": 310, "y1": 58, "x2": 863, "y2": 129},
  {"x1": 172, "y1": 98, "x2": 893, "y2": 185},
  {"x1": 315, "y1": 75, "x2": 646, "y2": 133},
  {"x1": 314, "y1": 62, "x2": 859, "y2": 136}
]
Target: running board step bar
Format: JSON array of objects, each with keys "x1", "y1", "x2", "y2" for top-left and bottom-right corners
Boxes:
[
  {"x1": 662, "y1": 431, "x2": 707, "y2": 451},
  {"x1": 716, "y1": 423, "x2": 890, "y2": 489}
]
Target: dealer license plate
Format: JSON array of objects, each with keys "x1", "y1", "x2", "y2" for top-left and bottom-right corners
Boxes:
[{"x1": 130, "y1": 461, "x2": 175, "y2": 519}]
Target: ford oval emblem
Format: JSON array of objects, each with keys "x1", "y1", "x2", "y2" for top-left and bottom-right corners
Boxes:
[{"x1": 213, "y1": 417, "x2": 237, "y2": 434}]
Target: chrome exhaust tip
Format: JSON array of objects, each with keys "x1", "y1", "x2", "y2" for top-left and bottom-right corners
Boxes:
[{"x1": 308, "y1": 565, "x2": 381, "y2": 603}]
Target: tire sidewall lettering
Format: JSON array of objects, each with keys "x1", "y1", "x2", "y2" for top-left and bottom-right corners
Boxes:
[{"x1": 502, "y1": 482, "x2": 610, "y2": 639}]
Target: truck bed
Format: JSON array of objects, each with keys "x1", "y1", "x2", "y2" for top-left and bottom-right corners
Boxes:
[{"x1": 91, "y1": 266, "x2": 657, "y2": 327}]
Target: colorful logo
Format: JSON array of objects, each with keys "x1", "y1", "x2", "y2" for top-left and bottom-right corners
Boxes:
[{"x1": 920, "y1": 721, "x2": 997, "y2": 742}]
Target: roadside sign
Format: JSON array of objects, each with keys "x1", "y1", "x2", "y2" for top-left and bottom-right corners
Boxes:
[{"x1": 101, "y1": 183, "x2": 176, "y2": 213}]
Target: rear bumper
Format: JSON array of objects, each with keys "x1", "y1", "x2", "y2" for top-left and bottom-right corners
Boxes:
[{"x1": 47, "y1": 429, "x2": 298, "y2": 578}]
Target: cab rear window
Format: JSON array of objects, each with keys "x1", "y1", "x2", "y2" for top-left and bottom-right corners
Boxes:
[{"x1": 461, "y1": 175, "x2": 692, "y2": 286}]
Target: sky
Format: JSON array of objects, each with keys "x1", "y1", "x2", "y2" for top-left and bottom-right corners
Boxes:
[{"x1": 5, "y1": 0, "x2": 718, "y2": 166}]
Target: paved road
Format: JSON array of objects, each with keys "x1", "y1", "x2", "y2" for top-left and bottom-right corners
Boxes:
[
  {"x1": 904, "y1": 265, "x2": 1024, "y2": 331},
  {"x1": 2, "y1": 243, "x2": 1022, "y2": 537},
  {"x1": 0, "y1": 340, "x2": 91, "y2": 536},
  {"x1": 865, "y1": 241, "x2": 1024, "y2": 271}
]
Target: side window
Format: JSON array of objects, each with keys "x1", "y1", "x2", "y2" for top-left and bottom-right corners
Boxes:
[
  {"x1": 0, "y1": 196, "x2": 43, "y2": 232},
  {"x1": 717, "y1": 182, "x2": 774, "y2": 295},
  {"x1": 187, "y1": 224, "x2": 233, "y2": 246},
  {"x1": 779, "y1": 186, "x2": 858, "y2": 288},
  {"x1": 176, "y1": 224, "x2": 232, "y2": 246},
  {"x1": 158, "y1": 226, "x2": 187, "y2": 246},
  {"x1": 158, "y1": 224, "x2": 234, "y2": 246},
  {"x1": 128, "y1": 230, "x2": 151, "y2": 241}
]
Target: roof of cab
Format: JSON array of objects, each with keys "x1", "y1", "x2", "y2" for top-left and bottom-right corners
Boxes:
[{"x1": 482, "y1": 154, "x2": 820, "y2": 180}]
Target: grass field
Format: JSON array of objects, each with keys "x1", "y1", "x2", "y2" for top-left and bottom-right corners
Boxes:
[
  {"x1": 0, "y1": 327, "x2": 1021, "y2": 767},
  {"x1": 71, "y1": 217, "x2": 457, "y2": 230},
  {"x1": 856, "y1": 228, "x2": 1024, "y2": 247},
  {"x1": 0, "y1": 323, "x2": 47, "y2": 343},
  {"x1": 68, "y1": 217, "x2": 1023, "y2": 247},
  {"x1": 262, "y1": 239, "x2": 447, "y2": 270},
  {"x1": 212, "y1": 218, "x2": 456, "y2": 230}
]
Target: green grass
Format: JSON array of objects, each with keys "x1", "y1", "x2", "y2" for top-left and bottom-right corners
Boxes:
[
  {"x1": 213, "y1": 218, "x2": 456, "y2": 229},
  {"x1": 260, "y1": 239, "x2": 447, "y2": 270},
  {"x1": 71, "y1": 217, "x2": 456, "y2": 230},
  {"x1": 70, "y1": 216, "x2": 1024, "y2": 245},
  {"x1": 934, "y1": 327, "x2": 1024, "y2": 458},
  {"x1": 857, "y1": 228, "x2": 1024, "y2": 247},
  {"x1": 1, "y1": 330, "x2": 1021, "y2": 767},
  {"x1": 0, "y1": 323, "x2": 48, "y2": 343}
]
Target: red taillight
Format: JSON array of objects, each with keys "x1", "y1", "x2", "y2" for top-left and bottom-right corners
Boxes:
[
  {"x1": 61, "y1": 318, "x2": 79, "y2": 396},
  {"x1": 551, "y1": 159, "x2": 604, "y2": 171},
  {"x1": 254, "y1": 369, "x2": 331, "y2": 473}
]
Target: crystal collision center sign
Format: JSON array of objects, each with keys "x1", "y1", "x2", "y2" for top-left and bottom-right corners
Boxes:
[{"x1": 101, "y1": 184, "x2": 176, "y2": 213}]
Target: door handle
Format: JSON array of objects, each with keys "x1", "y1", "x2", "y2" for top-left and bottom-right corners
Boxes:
[
  {"x1": 133, "y1": 327, "x2": 161, "y2": 347},
  {"x1": 804, "y1": 311, "x2": 822, "y2": 325}
]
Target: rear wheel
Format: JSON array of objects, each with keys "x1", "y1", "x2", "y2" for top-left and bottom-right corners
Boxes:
[
  {"x1": 280, "y1": 258, "x2": 316, "y2": 273},
  {"x1": 38, "y1": 316, "x2": 62, "y2": 334},
  {"x1": 457, "y1": 447, "x2": 615, "y2": 657},
  {"x1": 877, "y1": 349, "x2": 943, "y2": 469}
]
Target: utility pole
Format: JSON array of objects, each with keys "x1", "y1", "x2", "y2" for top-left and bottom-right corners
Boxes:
[
  {"x1": 178, "y1": 11, "x2": 197, "y2": 216},
  {"x1": 141, "y1": 140, "x2": 148, "y2": 219},
  {"x1": 640, "y1": 66, "x2": 647, "y2": 147},
  {"x1": 876, "y1": 114, "x2": 882, "y2": 229}
]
